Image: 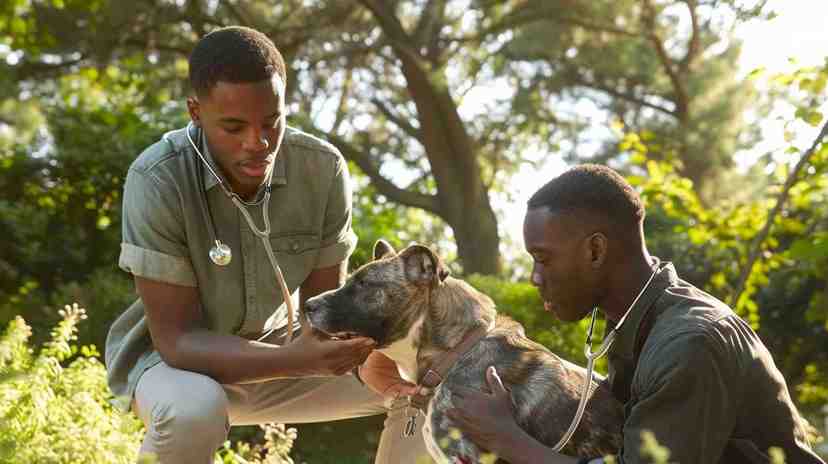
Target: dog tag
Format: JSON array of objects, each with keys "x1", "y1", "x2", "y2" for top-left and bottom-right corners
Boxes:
[
  {"x1": 404, "y1": 396, "x2": 418, "y2": 438},
  {"x1": 404, "y1": 415, "x2": 417, "y2": 437}
]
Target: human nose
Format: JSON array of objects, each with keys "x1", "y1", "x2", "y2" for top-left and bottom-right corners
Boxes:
[{"x1": 242, "y1": 128, "x2": 269, "y2": 152}]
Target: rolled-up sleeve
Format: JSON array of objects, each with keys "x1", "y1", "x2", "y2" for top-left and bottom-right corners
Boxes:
[
  {"x1": 615, "y1": 332, "x2": 736, "y2": 463},
  {"x1": 315, "y1": 154, "x2": 358, "y2": 269},
  {"x1": 119, "y1": 168, "x2": 196, "y2": 287}
]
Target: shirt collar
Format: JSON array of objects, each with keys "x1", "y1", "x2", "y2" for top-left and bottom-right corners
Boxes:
[
  {"x1": 197, "y1": 127, "x2": 287, "y2": 193},
  {"x1": 606, "y1": 258, "x2": 677, "y2": 361}
]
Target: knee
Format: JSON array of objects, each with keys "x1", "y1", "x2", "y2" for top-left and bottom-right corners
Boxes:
[{"x1": 146, "y1": 377, "x2": 229, "y2": 448}]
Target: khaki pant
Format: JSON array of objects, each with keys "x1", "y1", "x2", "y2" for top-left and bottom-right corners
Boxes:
[{"x1": 134, "y1": 361, "x2": 431, "y2": 464}]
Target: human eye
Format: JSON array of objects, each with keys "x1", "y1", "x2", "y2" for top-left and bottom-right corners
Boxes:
[{"x1": 223, "y1": 125, "x2": 242, "y2": 134}]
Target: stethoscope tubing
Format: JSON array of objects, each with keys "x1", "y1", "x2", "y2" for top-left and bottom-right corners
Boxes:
[
  {"x1": 552, "y1": 265, "x2": 659, "y2": 452},
  {"x1": 185, "y1": 122, "x2": 298, "y2": 343}
]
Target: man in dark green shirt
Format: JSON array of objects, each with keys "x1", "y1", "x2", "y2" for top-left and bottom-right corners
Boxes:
[{"x1": 448, "y1": 164, "x2": 824, "y2": 463}]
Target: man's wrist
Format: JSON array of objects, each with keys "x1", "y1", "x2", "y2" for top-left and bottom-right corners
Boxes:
[{"x1": 352, "y1": 364, "x2": 364, "y2": 385}]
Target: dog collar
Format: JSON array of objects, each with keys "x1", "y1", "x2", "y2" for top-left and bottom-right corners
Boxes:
[{"x1": 409, "y1": 325, "x2": 489, "y2": 411}]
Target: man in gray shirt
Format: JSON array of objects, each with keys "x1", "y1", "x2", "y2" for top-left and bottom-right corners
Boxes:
[
  {"x1": 448, "y1": 165, "x2": 823, "y2": 463},
  {"x1": 105, "y1": 26, "x2": 430, "y2": 463}
]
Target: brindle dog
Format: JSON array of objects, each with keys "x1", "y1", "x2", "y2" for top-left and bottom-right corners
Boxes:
[{"x1": 305, "y1": 240, "x2": 623, "y2": 463}]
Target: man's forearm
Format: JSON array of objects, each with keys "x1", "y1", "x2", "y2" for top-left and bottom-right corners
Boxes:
[{"x1": 165, "y1": 329, "x2": 306, "y2": 384}]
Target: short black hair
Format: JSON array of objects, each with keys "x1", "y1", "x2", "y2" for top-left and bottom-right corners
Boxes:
[
  {"x1": 188, "y1": 26, "x2": 286, "y2": 97},
  {"x1": 527, "y1": 164, "x2": 645, "y2": 227}
]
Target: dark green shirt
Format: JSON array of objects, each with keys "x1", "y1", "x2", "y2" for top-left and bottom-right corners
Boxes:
[
  {"x1": 605, "y1": 260, "x2": 823, "y2": 463},
  {"x1": 104, "y1": 125, "x2": 357, "y2": 410}
]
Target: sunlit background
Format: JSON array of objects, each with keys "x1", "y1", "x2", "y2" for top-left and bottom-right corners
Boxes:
[{"x1": 498, "y1": 0, "x2": 828, "y2": 256}]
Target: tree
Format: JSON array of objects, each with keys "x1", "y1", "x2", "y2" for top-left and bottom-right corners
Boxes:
[
  {"x1": 491, "y1": 0, "x2": 770, "y2": 201},
  {"x1": 1, "y1": 0, "x2": 769, "y2": 274}
]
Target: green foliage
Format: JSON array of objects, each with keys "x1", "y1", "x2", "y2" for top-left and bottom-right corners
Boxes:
[
  {"x1": 498, "y1": 0, "x2": 766, "y2": 199},
  {"x1": 0, "y1": 305, "x2": 299, "y2": 464},
  {"x1": 621, "y1": 60, "x2": 828, "y2": 415},
  {"x1": 602, "y1": 431, "x2": 791, "y2": 464},
  {"x1": 0, "y1": 68, "x2": 176, "y2": 347},
  {"x1": 49, "y1": 268, "x2": 136, "y2": 353},
  {"x1": 0, "y1": 304, "x2": 144, "y2": 463},
  {"x1": 215, "y1": 423, "x2": 298, "y2": 464},
  {"x1": 466, "y1": 274, "x2": 606, "y2": 369},
  {"x1": 0, "y1": 1, "x2": 825, "y2": 460}
]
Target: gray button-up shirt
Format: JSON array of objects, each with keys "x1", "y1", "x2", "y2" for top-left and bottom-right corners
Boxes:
[
  {"x1": 605, "y1": 260, "x2": 823, "y2": 463},
  {"x1": 104, "y1": 125, "x2": 357, "y2": 409}
]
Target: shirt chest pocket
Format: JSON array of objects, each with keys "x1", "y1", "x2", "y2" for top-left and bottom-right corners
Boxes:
[
  {"x1": 266, "y1": 232, "x2": 321, "y2": 293},
  {"x1": 269, "y1": 232, "x2": 321, "y2": 255}
]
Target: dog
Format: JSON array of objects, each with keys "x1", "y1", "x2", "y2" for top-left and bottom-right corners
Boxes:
[{"x1": 305, "y1": 240, "x2": 623, "y2": 463}]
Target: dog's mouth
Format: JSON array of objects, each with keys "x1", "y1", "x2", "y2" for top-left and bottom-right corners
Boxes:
[
  {"x1": 324, "y1": 330, "x2": 361, "y2": 341},
  {"x1": 307, "y1": 321, "x2": 362, "y2": 341}
]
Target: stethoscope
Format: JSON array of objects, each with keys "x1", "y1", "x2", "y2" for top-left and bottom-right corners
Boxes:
[
  {"x1": 551, "y1": 264, "x2": 659, "y2": 452},
  {"x1": 185, "y1": 121, "x2": 298, "y2": 343}
]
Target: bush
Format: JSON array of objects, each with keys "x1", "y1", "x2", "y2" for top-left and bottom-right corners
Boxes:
[
  {"x1": 466, "y1": 274, "x2": 606, "y2": 368},
  {"x1": 0, "y1": 304, "x2": 144, "y2": 463},
  {"x1": 0, "y1": 304, "x2": 298, "y2": 464}
]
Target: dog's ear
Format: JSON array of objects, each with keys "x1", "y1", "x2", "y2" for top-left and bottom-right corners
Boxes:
[
  {"x1": 373, "y1": 239, "x2": 397, "y2": 261},
  {"x1": 401, "y1": 244, "x2": 449, "y2": 287}
]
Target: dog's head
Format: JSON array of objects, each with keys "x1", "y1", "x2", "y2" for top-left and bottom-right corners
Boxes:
[{"x1": 304, "y1": 239, "x2": 449, "y2": 347}]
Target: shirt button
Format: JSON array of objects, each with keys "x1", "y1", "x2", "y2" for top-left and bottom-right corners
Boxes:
[{"x1": 291, "y1": 241, "x2": 300, "y2": 252}]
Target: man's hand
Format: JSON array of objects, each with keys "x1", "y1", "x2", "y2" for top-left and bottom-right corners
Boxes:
[
  {"x1": 359, "y1": 351, "x2": 421, "y2": 397},
  {"x1": 286, "y1": 324, "x2": 376, "y2": 377},
  {"x1": 447, "y1": 366, "x2": 533, "y2": 462}
]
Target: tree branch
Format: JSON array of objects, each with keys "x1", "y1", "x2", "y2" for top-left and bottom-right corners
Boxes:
[
  {"x1": 416, "y1": 0, "x2": 448, "y2": 64},
  {"x1": 13, "y1": 57, "x2": 85, "y2": 80},
  {"x1": 568, "y1": 72, "x2": 676, "y2": 117},
  {"x1": 222, "y1": 1, "x2": 256, "y2": 28},
  {"x1": 356, "y1": 0, "x2": 422, "y2": 64},
  {"x1": 123, "y1": 38, "x2": 190, "y2": 56},
  {"x1": 680, "y1": 0, "x2": 701, "y2": 72},
  {"x1": 642, "y1": 0, "x2": 689, "y2": 120},
  {"x1": 331, "y1": 67, "x2": 354, "y2": 135},
  {"x1": 730, "y1": 119, "x2": 828, "y2": 307},
  {"x1": 326, "y1": 132, "x2": 441, "y2": 214},
  {"x1": 371, "y1": 98, "x2": 422, "y2": 141},
  {"x1": 447, "y1": 5, "x2": 639, "y2": 44}
]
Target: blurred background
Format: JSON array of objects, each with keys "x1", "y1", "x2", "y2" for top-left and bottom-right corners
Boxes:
[{"x1": 0, "y1": 0, "x2": 826, "y2": 462}]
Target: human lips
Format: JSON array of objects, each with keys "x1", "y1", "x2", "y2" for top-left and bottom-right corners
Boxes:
[{"x1": 239, "y1": 157, "x2": 273, "y2": 178}]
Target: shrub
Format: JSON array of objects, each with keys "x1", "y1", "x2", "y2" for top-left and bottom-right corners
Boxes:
[
  {"x1": 0, "y1": 304, "x2": 298, "y2": 464},
  {"x1": 0, "y1": 304, "x2": 144, "y2": 463},
  {"x1": 466, "y1": 274, "x2": 606, "y2": 368}
]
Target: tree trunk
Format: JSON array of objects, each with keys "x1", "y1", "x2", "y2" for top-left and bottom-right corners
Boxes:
[
  {"x1": 356, "y1": 0, "x2": 503, "y2": 275},
  {"x1": 447, "y1": 191, "x2": 501, "y2": 275}
]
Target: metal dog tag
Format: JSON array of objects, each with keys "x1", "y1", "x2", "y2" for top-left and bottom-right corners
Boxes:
[
  {"x1": 404, "y1": 415, "x2": 417, "y2": 437},
  {"x1": 403, "y1": 396, "x2": 419, "y2": 438}
]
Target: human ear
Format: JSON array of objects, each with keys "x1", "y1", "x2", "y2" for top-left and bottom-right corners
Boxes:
[
  {"x1": 186, "y1": 97, "x2": 201, "y2": 127},
  {"x1": 586, "y1": 232, "x2": 608, "y2": 269}
]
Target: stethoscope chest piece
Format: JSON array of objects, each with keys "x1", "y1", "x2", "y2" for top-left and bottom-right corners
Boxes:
[{"x1": 210, "y1": 240, "x2": 233, "y2": 266}]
